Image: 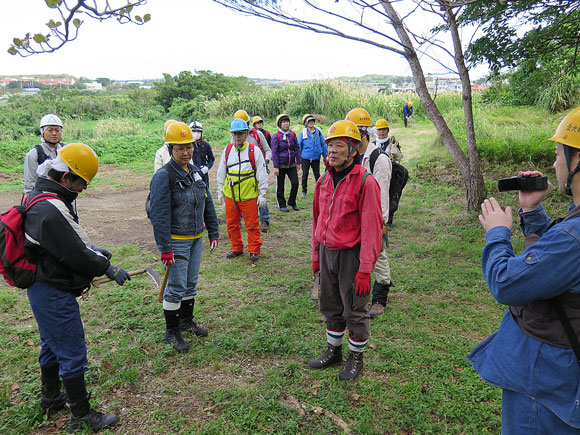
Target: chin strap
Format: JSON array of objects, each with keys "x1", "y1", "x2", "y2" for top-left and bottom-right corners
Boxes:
[{"x1": 564, "y1": 145, "x2": 580, "y2": 196}]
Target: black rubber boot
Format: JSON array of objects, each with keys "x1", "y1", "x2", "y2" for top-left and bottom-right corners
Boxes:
[
  {"x1": 164, "y1": 309, "x2": 190, "y2": 353},
  {"x1": 339, "y1": 351, "x2": 364, "y2": 381},
  {"x1": 40, "y1": 364, "x2": 67, "y2": 415},
  {"x1": 179, "y1": 299, "x2": 208, "y2": 337},
  {"x1": 62, "y1": 374, "x2": 119, "y2": 433},
  {"x1": 307, "y1": 344, "x2": 342, "y2": 369}
]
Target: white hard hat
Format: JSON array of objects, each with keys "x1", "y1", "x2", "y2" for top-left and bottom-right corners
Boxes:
[
  {"x1": 189, "y1": 120, "x2": 203, "y2": 132},
  {"x1": 40, "y1": 114, "x2": 63, "y2": 130}
]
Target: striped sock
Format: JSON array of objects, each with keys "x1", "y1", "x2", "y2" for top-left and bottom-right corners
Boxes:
[
  {"x1": 326, "y1": 328, "x2": 345, "y2": 346},
  {"x1": 348, "y1": 335, "x2": 368, "y2": 353}
]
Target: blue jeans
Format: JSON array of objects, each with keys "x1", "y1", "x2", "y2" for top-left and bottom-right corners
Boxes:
[
  {"x1": 164, "y1": 237, "x2": 203, "y2": 303},
  {"x1": 27, "y1": 282, "x2": 88, "y2": 380},
  {"x1": 502, "y1": 389, "x2": 580, "y2": 434},
  {"x1": 259, "y1": 204, "x2": 270, "y2": 224}
]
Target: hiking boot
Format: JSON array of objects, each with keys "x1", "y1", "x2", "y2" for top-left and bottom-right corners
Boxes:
[
  {"x1": 260, "y1": 221, "x2": 269, "y2": 233},
  {"x1": 301, "y1": 191, "x2": 307, "y2": 198},
  {"x1": 308, "y1": 344, "x2": 342, "y2": 369},
  {"x1": 280, "y1": 207, "x2": 289, "y2": 212},
  {"x1": 179, "y1": 298, "x2": 209, "y2": 337},
  {"x1": 40, "y1": 365, "x2": 67, "y2": 415},
  {"x1": 369, "y1": 303, "x2": 386, "y2": 318},
  {"x1": 226, "y1": 251, "x2": 243, "y2": 259},
  {"x1": 250, "y1": 253, "x2": 259, "y2": 264},
  {"x1": 164, "y1": 327, "x2": 190, "y2": 353},
  {"x1": 63, "y1": 374, "x2": 120, "y2": 433},
  {"x1": 291, "y1": 205, "x2": 300, "y2": 211},
  {"x1": 339, "y1": 351, "x2": 364, "y2": 381}
]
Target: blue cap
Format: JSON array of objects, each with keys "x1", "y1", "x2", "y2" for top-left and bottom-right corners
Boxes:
[{"x1": 230, "y1": 118, "x2": 249, "y2": 133}]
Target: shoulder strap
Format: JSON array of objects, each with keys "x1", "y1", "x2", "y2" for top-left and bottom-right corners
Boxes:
[
  {"x1": 165, "y1": 162, "x2": 177, "y2": 186},
  {"x1": 24, "y1": 193, "x2": 60, "y2": 211},
  {"x1": 321, "y1": 171, "x2": 328, "y2": 185},
  {"x1": 225, "y1": 143, "x2": 234, "y2": 166},
  {"x1": 369, "y1": 148, "x2": 381, "y2": 174},
  {"x1": 553, "y1": 298, "x2": 580, "y2": 368},
  {"x1": 248, "y1": 143, "x2": 256, "y2": 170},
  {"x1": 360, "y1": 171, "x2": 369, "y2": 195},
  {"x1": 34, "y1": 145, "x2": 48, "y2": 165}
]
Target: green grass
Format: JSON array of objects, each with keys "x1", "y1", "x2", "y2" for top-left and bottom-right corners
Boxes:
[{"x1": 0, "y1": 110, "x2": 572, "y2": 433}]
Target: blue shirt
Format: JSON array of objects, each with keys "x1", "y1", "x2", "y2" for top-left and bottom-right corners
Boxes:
[{"x1": 467, "y1": 204, "x2": 580, "y2": 428}]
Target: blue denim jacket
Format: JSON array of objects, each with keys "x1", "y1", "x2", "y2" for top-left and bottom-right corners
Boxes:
[
  {"x1": 149, "y1": 159, "x2": 219, "y2": 253},
  {"x1": 467, "y1": 204, "x2": 580, "y2": 428}
]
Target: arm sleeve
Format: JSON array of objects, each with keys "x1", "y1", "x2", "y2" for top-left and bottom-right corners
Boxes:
[
  {"x1": 358, "y1": 177, "x2": 383, "y2": 273},
  {"x1": 271, "y1": 133, "x2": 279, "y2": 168},
  {"x1": 320, "y1": 132, "x2": 327, "y2": 158},
  {"x1": 517, "y1": 205, "x2": 551, "y2": 236},
  {"x1": 374, "y1": 155, "x2": 392, "y2": 221},
  {"x1": 255, "y1": 151, "x2": 269, "y2": 197},
  {"x1": 149, "y1": 170, "x2": 173, "y2": 253},
  {"x1": 216, "y1": 148, "x2": 228, "y2": 196},
  {"x1": 294, "y1": 133, "x2": 302, "y2": 166},
  {"x1": 205, "y1": 142, "x2": 215, "y2": 170},
  {"x1": 311, "y1": 180, "x2": 321, "y2": 262},
  {"x1": 257, "y1": 131, "x2": 272, "y2": 161},
  {"x1": 203, "y1": 186, "x2": 220, "y2": 240},
  {"x1": 23, "y1": 149, "x2": 39, "y2": 193}
]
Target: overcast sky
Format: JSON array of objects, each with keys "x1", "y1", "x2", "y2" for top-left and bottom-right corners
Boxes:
[{"x1": 1, "y1": 0, "x2": 487, "y2": 81}]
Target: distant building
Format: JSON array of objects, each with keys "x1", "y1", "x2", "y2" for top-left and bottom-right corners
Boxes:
[
  {"x1": 22, "y1": 87, "x2": 41, "y2": 94},
  {"x1": 85, "y1": 82, "x2": 103, "y2": 90}
]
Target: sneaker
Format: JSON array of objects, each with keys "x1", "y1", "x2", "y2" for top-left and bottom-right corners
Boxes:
[
  {"x1": 280, "y1": 207, "x2": 289, "y2": 212},
  {"x1": 301, "y1": 192, "x2": 307, "y2": 198},
  {"x1": 226, "y1": 251, "x2": 243, "y2": 259},
  {"x1": 291, "y1": 205, "x2": 300, "y2": 211},
  {"x1": 260, "y1": 221, "x2": 269, "y2": 233},
  {"x1": 369, "y1": 303, "x2": 386, "y2": 318}
]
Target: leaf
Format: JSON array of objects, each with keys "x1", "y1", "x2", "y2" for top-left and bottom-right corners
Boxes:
[
  {"x1": 33, "y1": 34, "x2": 46, "y2": 43},
  {"x1": 73, "y1": 18, "x2": 81, "y2": 28},
  {"x1": 126, "y1": 5, "x2": 133, "y2": 13},
  {"x1": 25, "y1": 339, "x2": 35, "y2": 346},
  {"x1": 7, "y1": 47, "x2": 17, "y2": 55},
  {"x1": 135, "y1": 15, "x2": 143, "y2": 23},
  {"x1": 144, "y1": 14, "x2": 151, "y2": 22},
  {"x1": 12, "y1": 38, "x2": 22, "y2": 46},
  {"x1": 45, "y1": 0, "x2": 63, "y2": 8}
]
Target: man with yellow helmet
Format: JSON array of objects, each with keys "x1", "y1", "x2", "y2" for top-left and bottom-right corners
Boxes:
[
  {"x1": 24, "y1": 143, "x2": 130, "y2": 432},
  {"x1": 468, "y1": 107, "x2": 580, "y2": 431},
  {"x1": 309, "y1": 119, "x2": 382, "y2": 381},
  {"x1": 403, "y1": 101, "x2": 413, "y2": 128}
]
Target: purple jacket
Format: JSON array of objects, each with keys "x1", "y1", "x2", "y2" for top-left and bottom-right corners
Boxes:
[{"x1": 271, "y1": 130, "x2": 302, "y2": 168}]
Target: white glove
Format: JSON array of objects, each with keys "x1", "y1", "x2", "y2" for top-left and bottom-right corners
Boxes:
[
  {"x1": 257, "y1": 195, "x2": 267, "y2": 208},
  {"x1": 218, "y1": 191, "x2": 225, "y2": 205},
  {"x1": 210, "y1": 239, "x2": 219, "y2": 251},
  {"x1": 201, "y1": 166, "x2": 209, "y2": 175}
]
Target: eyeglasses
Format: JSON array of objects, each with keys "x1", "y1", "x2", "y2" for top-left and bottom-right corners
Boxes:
[{"x1": 173, "y1": 146, "x2": 194, "y2": 154}]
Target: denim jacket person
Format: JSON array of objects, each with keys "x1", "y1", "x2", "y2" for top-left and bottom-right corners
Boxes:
[{"x1": 149, "y1": 159, "x2": 219, "y2": 254}]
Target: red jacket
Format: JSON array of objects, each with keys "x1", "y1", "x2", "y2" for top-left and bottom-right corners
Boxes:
[{"x1": 311, "y1": 164, "x2": 383, "y2": 273}]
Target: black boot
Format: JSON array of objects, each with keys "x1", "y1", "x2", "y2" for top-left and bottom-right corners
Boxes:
[
  {"x1": 307, "y1": 344, "x2": 342, "y2": 369},
  {"x1": 40, "y1": 365, "x2": 67, "y2": 415},
  {"x1": 62, "y1": 374, "x2": 119, "y2": 433},
  {"x1": 179, "y1": 298, "x2": 208, "y2": 337},
  {"x1": 339, "y1": 351, "x2": 364, "y2": 381},
  {"x1": 164, "y1": 309, "x2": 190, "y2": 353}
]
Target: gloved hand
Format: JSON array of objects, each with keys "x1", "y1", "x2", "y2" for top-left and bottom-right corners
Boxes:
[
  {"x1": 105, "y1": 265, "x2": 131, "y2": 286},
  {"x1": 257, "y1": 195, "x2": 267, "y2": 208},
  {"x1": 210, "y1": 239, "x2": 219, "y2": 251},
  {"x1": 92, "y1": 246, "x2": 112, "y2": 260},
  {"x1": 218, "y1": 191, "x2": 225, "y2": 205},
  {"x1": 354, "y1": 271, "x2": 371, "y2": 297},
  {"x1": 160, "y1": 251, "x2": 175, "y2": 266},
  {"x1": 200, "y1": 166, "x2": 209, "y2": 175},
  {"x1": 265, "y1": 158, "x2": 270, "y2": 167},
  {"x1": 312, "y1": 261, "x2": 320, "y2": 277}
]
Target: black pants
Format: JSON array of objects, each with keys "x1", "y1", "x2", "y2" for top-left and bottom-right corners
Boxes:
[
  {"x1": 276, "y1": 167, "x2": 299, "y2": 208},
  {"x1": 301, "y1": 159, "x2": 321, "y2": 193}
]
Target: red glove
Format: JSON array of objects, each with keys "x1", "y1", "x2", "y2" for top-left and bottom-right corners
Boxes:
[
  {"x1": 312, "y1": 261, "x2": 320, "y2": 277},
  {"x1": 160, "y1": 251, "x2": 175, "y2": 266},
  {"x1": 354, "y1": 271, "x2": 371, "y2": 296}
]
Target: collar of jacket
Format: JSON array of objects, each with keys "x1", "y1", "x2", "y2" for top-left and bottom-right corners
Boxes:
[
  {"x1": 168, "y1": 158, "x2": 195, "y2": 179},
  {"x1": 233, "y1": 141, "x2": 249, "y2": 152},
  {"x1": 36, "y1": 176, "x2": 78, "y2": 203}
]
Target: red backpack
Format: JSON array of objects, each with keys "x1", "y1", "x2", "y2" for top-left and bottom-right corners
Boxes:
[{"x1": 0, "y1": 193, "x2": 60, "y2": 288}]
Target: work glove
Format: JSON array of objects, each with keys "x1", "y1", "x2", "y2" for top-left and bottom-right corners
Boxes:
[
  {"x1": 160, "y1": 251, "x2": 175, "y2": 266},
  {"x1": 210, "y1": 239, "x2": 219, "y2": 251},
  {"x1": 354, "y1": 271, "x2": 371, "y2": 297},
  {"x1": 200, "y1": 166, "x2": 209, "y2": 175},
  {"x1": 105, "y1": 264, "x2": 131, "y2": 286},
  {"x1": 265, "y1": 158, "x2": 270, "y2": 167},
  {"x1": 312, "y1": 261, "x2": 320, "y2": 277},
  {"x1": 218, "y1": 191, "x2": 225, "y2": 205},
  {"x1": 257, "y1": 195, "x2": 267, "y2": 208},
  {"x1": 92, "y1": 246, "x2": 112, "y2": 260}
]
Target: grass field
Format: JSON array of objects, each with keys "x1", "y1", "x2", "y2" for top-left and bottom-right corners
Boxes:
[{"x1": 0, "y1": 118, "x2": 572, "y2": 434}]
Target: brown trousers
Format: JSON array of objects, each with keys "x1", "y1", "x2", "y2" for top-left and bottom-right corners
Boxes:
[{"x1": 319, "y1": 244, "x2": 370, "y2": 344}]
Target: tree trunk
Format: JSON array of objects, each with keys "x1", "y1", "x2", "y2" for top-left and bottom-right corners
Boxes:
[{"x1": 381, "y1": 0, "x2": 486, "y2": 210}]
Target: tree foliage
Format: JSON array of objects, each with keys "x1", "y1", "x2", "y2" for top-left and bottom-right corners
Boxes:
[{"x1": 8, "y1": 0, "x2": 150, "y2": 56}]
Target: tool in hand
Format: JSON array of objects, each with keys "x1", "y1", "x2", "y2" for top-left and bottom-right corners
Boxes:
[{"x1": 92, "y1": 267, "x2": 160, "y2": 287}]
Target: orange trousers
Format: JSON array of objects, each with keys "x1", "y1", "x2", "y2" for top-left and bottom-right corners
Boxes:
[{"x1": 225, "y1": 197, "x2": 262, "y2": 254}]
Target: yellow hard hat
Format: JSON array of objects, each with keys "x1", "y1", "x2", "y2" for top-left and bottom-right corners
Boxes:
[
  {"x1": 252, "y1": 116, "x2": 263, "y2": 126},
  {"x1": 164, "y1": 119, "x2": 177, "y2": 134},
  {"x1": 325, "y1": 120, "x2": 361, "y2": 144},
  {"x1": 165, "y1": 121, "x2": 194, "y2": 144},
  {"x1": 549, "y1": 107, "x2": 580, "y2": 150},
  {"x1": 345, "y1": 108, "x2": 372, "y2": 127},
  {"x1": 375, "y1": 119, "x2": 389, "y2": 130},
  {"x1": 302, "y1": 114, "x2": 315, "y2": 125},
  {"x1": 408, "y1": 102, "x2": 413, "y2": 107},
  {"x1": 276, "y1": 113, "x2": 290, "y2": 127},
  {"x1": 234, "y1": 110, "x2": 250, "y2": 123},
  {"x1": 58, "y1": 143, "x2": 99, "y2": 183}
]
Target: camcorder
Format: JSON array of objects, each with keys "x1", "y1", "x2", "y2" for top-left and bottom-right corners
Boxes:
[{"x1": 497, "y1": 175, "x2": 548, "y2": 192}]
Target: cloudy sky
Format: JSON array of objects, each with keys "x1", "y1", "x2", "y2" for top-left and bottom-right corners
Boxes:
[{"x1": 1, "y1": 0, "x2": 486, "y2": 81}]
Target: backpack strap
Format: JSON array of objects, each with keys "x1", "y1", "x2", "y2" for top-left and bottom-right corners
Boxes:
[
  {"x1": 248, "y1": 143, "x2": 256, "y2": 170},
  {"x1": 369, "y1": 148, "x2": 381, "y2": 174},
  {"x1": 34, "y1": 145, "x2": 48, "y2": 165},
  {"x1": 360, "y1": 171, "x2": 369, "y2": 195},
  {"x1": 24, "y1": 193, "x2": 60, "y2": 211}
]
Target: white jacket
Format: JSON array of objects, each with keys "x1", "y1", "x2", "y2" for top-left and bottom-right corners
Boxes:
[{"x1": 360, "y1": 141, "x2": 391, "y2": 221}]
